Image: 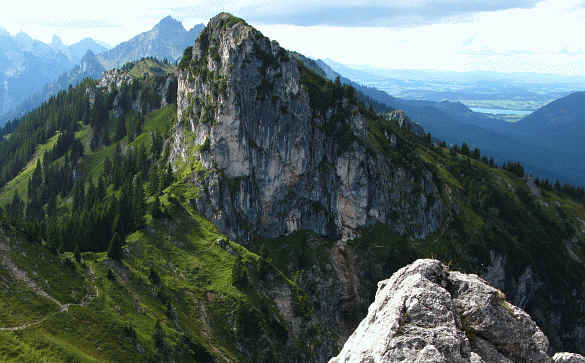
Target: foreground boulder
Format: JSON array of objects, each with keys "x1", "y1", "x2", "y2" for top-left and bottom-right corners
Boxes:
[{"x1": 330, "y1": 259, "x2": 584, "y2": 363}]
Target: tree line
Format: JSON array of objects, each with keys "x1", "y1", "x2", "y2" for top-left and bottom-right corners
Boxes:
[{"x1": 0, "y1": 65, "x2": 175, "y2": 257}]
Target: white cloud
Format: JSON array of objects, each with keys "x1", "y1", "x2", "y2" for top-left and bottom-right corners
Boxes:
[
  {"x1": 235, "y1": 0, "x2": 540, "y2": 27},
  {"x1": 0, "y1": 0, "x2": 583, "y2": 75},
  {"x1": 257, "y1": 0, "x2": 585, "y2": 75}
]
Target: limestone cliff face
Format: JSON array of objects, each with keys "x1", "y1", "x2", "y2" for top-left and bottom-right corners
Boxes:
[
  {"x1": 98, "y1": 67, "x2": 177, "y2": 116},
  {"x1": 171, "y1": 13, "x2": 446, "y2": 242},
  {"x1": 330, "y1": 259, "x2": 585, "y2": 363}
]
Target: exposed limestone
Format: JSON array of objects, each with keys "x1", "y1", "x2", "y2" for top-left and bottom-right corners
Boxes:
[
  {"x1": 171, "y1": 13, "x2": 446, "y2": 242},
  {"x1": 553, "y1": 353, "x2": 585, "y2": 363},
  {"x1": 97, "y1": 66, "x2": 177, "y2": 117},
  {"x1": 98, "y1": 68, "x2": 134, "y2": 92},
  {"x1": 330, "y1": 259, "x2": 583, "y2": 363},
  {"x1": 482, "y1": 248, "x2": 585, "y2": 353}
]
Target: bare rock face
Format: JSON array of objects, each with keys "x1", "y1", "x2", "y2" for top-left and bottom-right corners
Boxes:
[
  {"x1": 98, "y1": 67, "x2": 176, "y2": 116},
  {"x1": 98, "y1": 69, "x2": 134, "y2": 92},
  {"x1": 171, "y1": 13, "x2": 446, "y2": 242},
  {"x1": 553, "y1": 353, "x2": 585, "y2": 363},
  {"x1": 330, "y1": 259, "x2": 584, "y2": 363}
]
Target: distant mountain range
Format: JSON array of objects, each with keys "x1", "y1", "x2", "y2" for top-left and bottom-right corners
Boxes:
[
  {"x1": 318, "y1": 61, "x2": 585, "y2": 185},
  {"x1": 0, "y1": 50, "x2": 106, "y2": 124},
  {"x1": 98, "y1": 16, "x2": 203, "y2": 69},
  {"x1": 514, "y1": 91, "x2": 584, "y2": 135},
  {"x1": 49, "y1": 35, "x2": 109, "y2": 65},
  {"x1": 0, "y1": 28, "x2": 100, "y2": 117},
  {"x1": 324, "y1": 59, "x2": 585, "y2": 107},
  {"x1": 0, "y1": 16, "x2": 203, "y2": 125},
  {"x1": 511, "y1": 92, "x2": 584, "y2": 184}
]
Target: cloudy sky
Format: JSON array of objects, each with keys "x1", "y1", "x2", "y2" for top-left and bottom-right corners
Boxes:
[{"x1": 1, "y1": 0, "x2": 584, "y2": 75}]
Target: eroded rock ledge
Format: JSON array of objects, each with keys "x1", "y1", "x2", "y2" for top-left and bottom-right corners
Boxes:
[{"x1": 330, "y1": 259, "x2": 585, "y2": 363}]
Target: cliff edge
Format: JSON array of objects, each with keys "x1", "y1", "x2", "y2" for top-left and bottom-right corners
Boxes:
[{"x1": 330, "y1": 259, "x2": 585, "y2": 363}]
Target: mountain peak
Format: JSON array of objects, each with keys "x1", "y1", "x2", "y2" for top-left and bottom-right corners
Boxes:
[
  {"x1": 51, "y1": 35, "x2": 64, "y2": 47},
  {"x1": 14, "y1": 31, "x2": 32, "y2": 42},
  {"x1": 198, "y1": 12, "x2": 252, "y2": 42},
  {"x1": 96, "y1": 14, "x2": 202, "y2": 69},
  {"x1": 80, "y1": 49, "x2": 97, "y2": 61},
  {"x1": 174, "y1": 12, "x2": 441, "y2": 241},
  {"x1": 188, "y1": 23, "x2": 205, "y2": 34},
  {"x1": 207, "y1": 12, "x2": 250, "y2": 32},
  {"x1": 74, "y1": 37, "x2": 100, "y2": 46},
  {"x1": 178, "y1": 12, "x2": 257, "y2": 72},
  {"x1": 155, "y1": 15, "x2": 184, "y2": 31},
  {"x1": 517, "y1": 91, "x2": 585, "y2": 131}
]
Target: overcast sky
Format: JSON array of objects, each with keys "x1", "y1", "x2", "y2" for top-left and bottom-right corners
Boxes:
[{"x1": 1, "y1": 0, "x2": 584, "y2": 75}]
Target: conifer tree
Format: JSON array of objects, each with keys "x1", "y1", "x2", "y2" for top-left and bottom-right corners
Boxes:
[
  {"x1": 46, "y1": 194, "x2": 57, "y2": 218},
  {"x1": 72, "y1": 182, "x2": 85, "y2": 211},
  {"x1": 74, "y1": 243, "x2": 82, "y2": 263},
  {"x1": 149, "y1": 267, "x2": 161, "y2": 285},
  {"x1": 133, "y1": 175, "x2": 146, "y2": 229},
  {"x1": 425, "y1": 133, "x2": 432, "y2": 145},
  {"x1": 461, "y1": 143, "x2": 470, "y2": 156},
  {"x1": 107, "y1": 232, "x2": 123, "y2": 261},
  {"x1": 29, "y1": 159, "x2": 43, "y2": 200},
  {"x1": 9, "y1": 192, "x2": 24, "y2": 221},
  {"x1": 151, "y1": 197, "x2": 163, "y2": 219},
  {"x1": 163, "y1": 165, "x2": 174, "y2": 189},
  {"x1": 148, "y1": 163, "x2": 160, "y2": 196},
  {"x1": 154, "y1": 320, "x2": 165, "y2": 351},
  {"x1": 472, "y1": 148, "x2": 481, "y2": 160},
  {"x1": 46, "y1": 222, "x2": 60, "y2": 254},
  {"x1": 107, "y1": 269, "x2": 116, "y2": 281},
  {"x1": 232, "y1": 255, "x2": 247, "y2": 287}
]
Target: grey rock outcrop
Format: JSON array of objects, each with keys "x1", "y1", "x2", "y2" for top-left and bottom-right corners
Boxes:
[
  {"x1": 482, "y1": 248, "x2": 585, "y2": 354},
  {"x1": 171, "y1": 13, "x2": 446, "y2": 242},
  {"x1": 330, "y1": 259, "x2": 584, "y2": 363},
  {"x1": 553, "y1": 353, "x2": 585, "y2": 363},
  {"x1": 97, "y1": 65, "x2": 176, "y2": 116}
]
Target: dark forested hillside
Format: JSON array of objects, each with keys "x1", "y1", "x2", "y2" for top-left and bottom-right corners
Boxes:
[
  {"x1": 0, "y1": 58, "x2": 176, "y2": 255},
  {"x1": 513, "y1": 91, "x2": 584, "y2": 144}
]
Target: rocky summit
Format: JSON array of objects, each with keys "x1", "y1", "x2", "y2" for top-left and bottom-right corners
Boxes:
[
  {"x1": 330, "y1": 259, "x2": 585, "y2": 363},
  {"x1": 171, "y1": 13, "x2": 444, "y2": 242}
]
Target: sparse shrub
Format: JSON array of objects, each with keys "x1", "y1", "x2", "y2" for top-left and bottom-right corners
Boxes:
[
  {"x1": 232, "y1": 255, "x2": 248, "y2": 287},
  {"x1": 107, "y1": 269, "x2": 116, "y2": 281},
  {"x1": 179, "y1": 47, "x2": 193, "y2": 70},
  {"x1": 149, "y1": 267, "x2": 161, "y2": 285}
]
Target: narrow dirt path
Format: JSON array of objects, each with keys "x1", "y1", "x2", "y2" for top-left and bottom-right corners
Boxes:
[
  {"x1": 0, "y1": 239, "x2": 99, "y2": 331},
  {"x1": 0, "y1": 314, "x2": 54, "y2": 331}
]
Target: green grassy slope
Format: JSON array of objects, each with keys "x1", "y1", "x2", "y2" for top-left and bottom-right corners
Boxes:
[
  {"x1": 0, "y1": 132, "x2": 61, "y2": 205},
  {"x1": 0, "y1": 99, "x2": 298, "y2": 362},
  {"x1": 0, "y1": 183, "x2": 296, "y2": 362}
]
